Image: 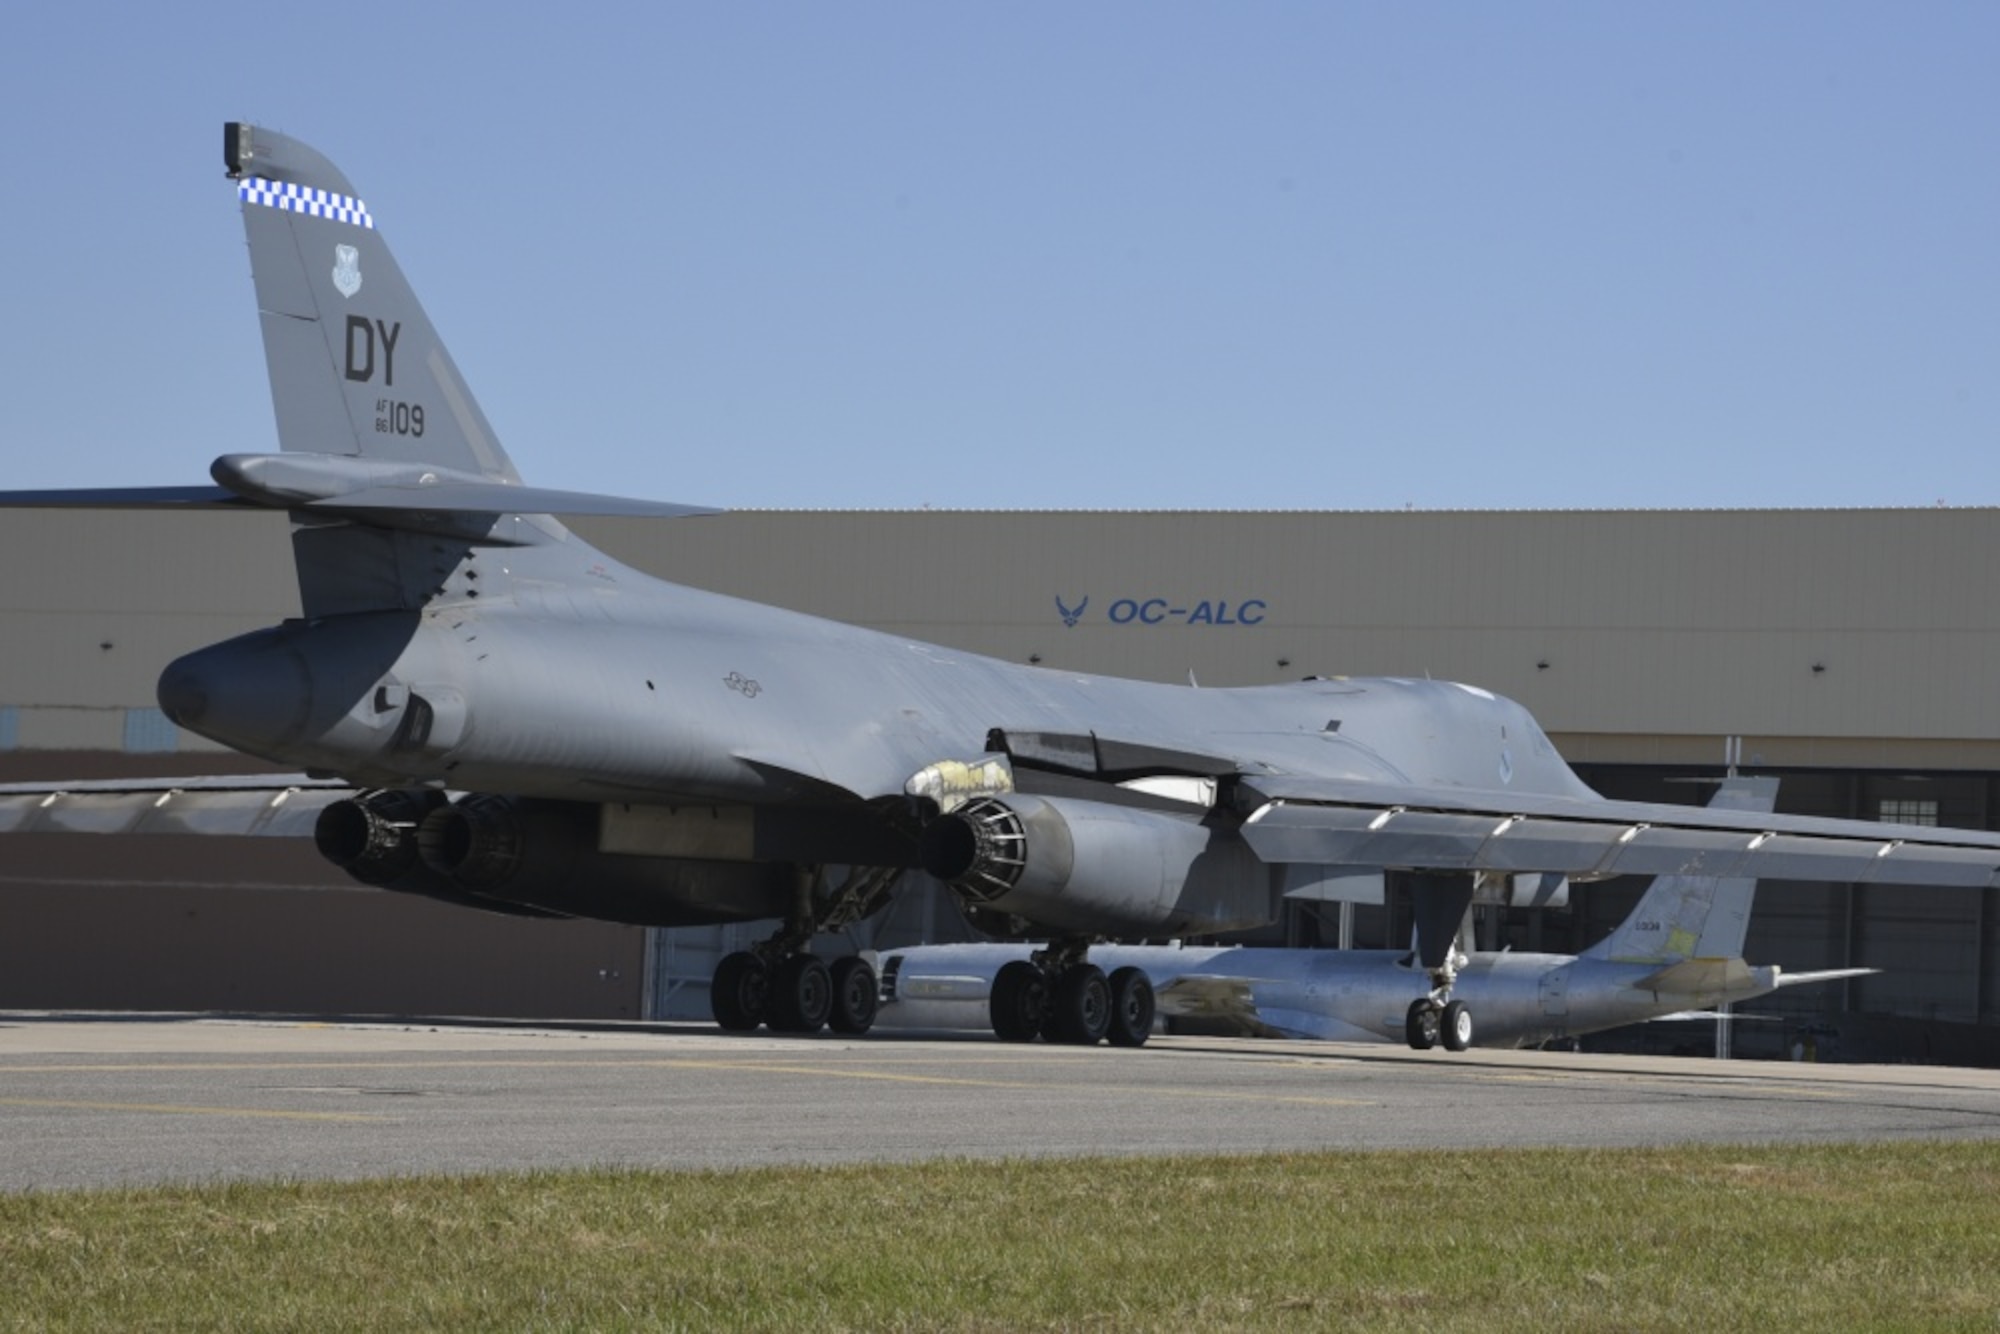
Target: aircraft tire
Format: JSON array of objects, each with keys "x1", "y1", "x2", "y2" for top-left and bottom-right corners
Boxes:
[
  {"x1": 768, "y1": 954, "x2": 833, "y2": 1034},
  {"x1": 1045, "y1": 964, "x2": 1112, "y2": 1045},
  {"x1": 1441, "y1": 1000, "x2": 1474, "y2": 1052},
  {"x1": 1106, "y1": 966, "x2": 1155, "y2": 1048},
  {"x1": 990, "y1": 960, "x2": 1049, "y2": 1042},
  {"x1": 711, "y1": 951, "x2": 770, "y2": 1032},
  {"x1": 828, "y1": 956, "x2": 878, "y2": 1035},
  {"x1": 1405, "y1": 998, "x2": 1440, "y2": 1051}
]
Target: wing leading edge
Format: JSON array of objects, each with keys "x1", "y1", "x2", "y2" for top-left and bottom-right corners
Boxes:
[
  {"x1": 1237, "y1": 775, "x2": 2000, "y2": 888},
  {"x1": 0, "y1": 777, "x2": 351, "y2": 838}
]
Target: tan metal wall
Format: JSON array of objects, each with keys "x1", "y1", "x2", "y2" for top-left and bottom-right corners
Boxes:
[
  {"x1": 579, "y1": 507, "x2": 2000, "y2": 765},
  {"x1": 2, "y1": 510, "x2": 296, "y2": 751},
  {"x1": 0, "y1": 751, "x2": 647, "y2": 1018}
]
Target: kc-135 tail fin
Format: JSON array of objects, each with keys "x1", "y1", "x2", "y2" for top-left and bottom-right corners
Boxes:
[{"x1": 1583, "y1": 775, "x2": 1779, "y2": 966}]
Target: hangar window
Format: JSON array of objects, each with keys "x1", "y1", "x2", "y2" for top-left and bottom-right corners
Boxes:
[
  {"x1": 1879, "y1": 798, "x2": 1938, "y2": 826},
  {"x1": 122, "y1": 707, "x2": 180, "y2": 754}
]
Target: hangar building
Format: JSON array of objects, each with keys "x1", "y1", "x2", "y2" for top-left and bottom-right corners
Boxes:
[{"x1": 4, "y1": 505, "x2": 1997, "y2": 1064}]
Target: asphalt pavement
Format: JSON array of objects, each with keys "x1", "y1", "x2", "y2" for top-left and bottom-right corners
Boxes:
[{"x1": 6, "y1": 1014, "x2": 1999, "y2": 1192}]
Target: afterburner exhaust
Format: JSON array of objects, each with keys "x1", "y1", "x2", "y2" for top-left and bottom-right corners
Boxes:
[
  {"x1": 312, "y1": 789, "x2": 567, "y2": 918},
  {"x1": 417, "y1": 792, "x2": 531, "y2": 891},
  {"x1": 315, "y1": 789, "x2": 446, "y2": 885}
]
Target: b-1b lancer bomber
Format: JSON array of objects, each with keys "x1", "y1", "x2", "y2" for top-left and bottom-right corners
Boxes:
[{"x1": 7, "y1": 125, "x2": 2000, "y2": 1051}]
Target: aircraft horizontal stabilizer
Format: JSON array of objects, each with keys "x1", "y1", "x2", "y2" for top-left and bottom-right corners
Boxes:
[
  {"x1": 0, "y1": 480, "x2": 710, "y2": 518},
  {"x1": 1619, "y1": 960, "x2": 1875, "y2": 1000},
  {"x1": 1628, "y1": 958, "x2": 1764, "y2": 997},
  {"x1": 1774, "y1": 967, "x2": 1880, "y2": 988},
  {"x1": 0, "y1": 457, "x2": 720, "y2": 520},
  {"x1": 299, "y1": 481, "x2": 719, "y2": 519},
  {"x1": 0, "y1": 486, "x2": 245, "y2": 509}
]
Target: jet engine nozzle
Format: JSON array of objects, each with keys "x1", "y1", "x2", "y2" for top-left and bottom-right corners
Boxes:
[
  {"x1": 418, "y1": 793, "x2": 534, "y2": 890},
  {"x1": 314, "y1": 789, "x2": 445, "y2": 885},
  {"x1": 309, "y1": 788, "x2": 565, "y2": 919}
]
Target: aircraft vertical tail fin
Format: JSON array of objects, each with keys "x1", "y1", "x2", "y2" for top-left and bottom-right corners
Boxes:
[
  {"x1": 223, "y1": 123, "x2": 520, "y2": 483},
  {"x1": 215, "y1": 125, "x2": 715, "y2": 620},
  {"x1": 1581, "y1": 776, "x2": 1779, "y2": 964}
]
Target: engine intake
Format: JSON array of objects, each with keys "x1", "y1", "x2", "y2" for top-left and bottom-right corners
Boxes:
[
  {"x1": 921, "y1": 793, "x2": 1268, "y2": 937},
  {"x1": 919, "y1": 797, "x2": 1032, "y2": 901}
]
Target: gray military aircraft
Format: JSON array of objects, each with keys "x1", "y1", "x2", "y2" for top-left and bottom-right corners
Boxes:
[
  {"x1": 873, "y1": 778, "x2": 1873, "y2": 1048},
  {"x1": 7, "y1": 123, "x2": 2000, "y2": 1052}
]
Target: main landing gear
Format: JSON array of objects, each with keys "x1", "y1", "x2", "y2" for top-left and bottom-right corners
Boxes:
[
  {"x1": 709, "y1": 866, "x2": 899, "y2": 1038},
  {"x1": 712, "y1": 949, "x2": 879, "y2": 1035},
  {"x1": 988, "y1": 941, "x2": 1156, "y2": 1047}
]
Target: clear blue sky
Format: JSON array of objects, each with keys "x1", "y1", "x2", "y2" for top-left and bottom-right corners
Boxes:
[{"x1": 4, "y1": 3, "x2": 1996, "y2": 510}]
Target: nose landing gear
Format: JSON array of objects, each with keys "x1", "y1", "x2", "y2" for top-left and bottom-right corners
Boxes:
[
  {"x1": 1403, "y1": 871, "x2": 1478, "y2": 1052},
  {"x1": 1406, "y1": 996, "x2": 1474, "y2": 1052}
]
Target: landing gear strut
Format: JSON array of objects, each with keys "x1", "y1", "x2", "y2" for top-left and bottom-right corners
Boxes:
[
  {"x1": 1403, "y1": 872, "x2": 1477, "y2": 1052},
  {"x1": 708, "y1": 866, "x2": 900, "y2": 1037},
  {"x1": 988, "y1": 941, "x2": 1156, "y2": 1047}
]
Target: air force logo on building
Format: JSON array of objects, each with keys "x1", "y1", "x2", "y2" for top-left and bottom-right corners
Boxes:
[
  {"x1": 1055, "y1": 594, "x2": 1267, "y2": 627},
  {"x1": 331, "y1": 244, "x2": 362, "y2": 298}
]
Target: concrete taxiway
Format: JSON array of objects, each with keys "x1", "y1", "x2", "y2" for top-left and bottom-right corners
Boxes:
[{"x1": 5, "y1": 1014, "x2": 2000, "y2": 1192}]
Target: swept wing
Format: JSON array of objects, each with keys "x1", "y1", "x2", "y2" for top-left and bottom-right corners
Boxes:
[
  {"x1": 1237, "y1": 774, "x2": 2000, "y2": 888},
  {"x1": 0, "y1": 777, "x2": 350, "y2": 837}
]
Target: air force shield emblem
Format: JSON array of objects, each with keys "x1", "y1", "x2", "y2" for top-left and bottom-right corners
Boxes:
[{"x1": 331, "y1": 244, "x2": 362, "y2": 298}]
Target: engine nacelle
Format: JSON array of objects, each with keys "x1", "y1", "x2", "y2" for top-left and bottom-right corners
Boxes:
[
  {"x1": 415, "y1": 794, "x2": 799, "y2": 927},
  {"x1": 314, "y1": 790, "x2": 570, "y2": 918},
  {"x1": 919, "y1": 794, "x2": 1271, "y2": 937}
]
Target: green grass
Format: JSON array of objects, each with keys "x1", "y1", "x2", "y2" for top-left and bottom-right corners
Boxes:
[{"x1": 5, "y1": 1142, "x2": 2000, "y2": 1331}]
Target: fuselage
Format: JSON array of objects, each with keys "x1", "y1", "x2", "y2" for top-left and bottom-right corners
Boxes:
[
  {"x1": 874, "y1": 941, "x2": 1781, "y2": 1047},
  {"x1": 157, "y1": 521, "x2": 1601, "y2": 814}
]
